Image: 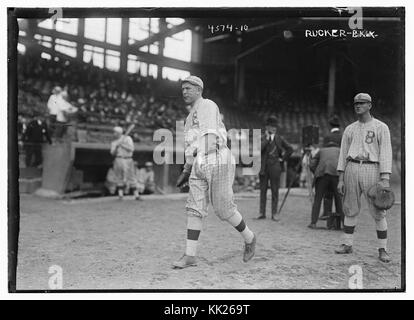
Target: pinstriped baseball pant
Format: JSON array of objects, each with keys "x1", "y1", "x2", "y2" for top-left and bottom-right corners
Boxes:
[
  {"x1": 343, "y1": 161, "x2": 386, "y2": 220},
  {"x1": 186, "y1": 147, "x2": 239, "y2": 221}
]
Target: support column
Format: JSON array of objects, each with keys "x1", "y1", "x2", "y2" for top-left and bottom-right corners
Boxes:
[
  {"x1": 235, "y1": 59, "x2": 246, "y2": 104},
  {"x1": 26, "y1": 19, "x2": 41, "y2": 58},
  {"x1": 327, "y1": 54, "x2": 336, "y2": 115},
  {"x1": 157, "y1": 18, "x2": 167, "y2": 80},
  {"x1": 191, "y1": 29, "x2": 203, "y2": 64},
  {"x1": 76, "y1": 18, "x2": 85, "y2": 61},
  {"x1": 120, "y1": 18, "x2": 129, "y2": 91}
]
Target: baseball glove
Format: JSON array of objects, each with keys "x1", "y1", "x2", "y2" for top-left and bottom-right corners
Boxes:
[
  {"x1": 176, "y1": 170, "x2": 190, "y2": 188},
  {"x1": 367, "y1": 183, "x2": 395, "y2": 210}
]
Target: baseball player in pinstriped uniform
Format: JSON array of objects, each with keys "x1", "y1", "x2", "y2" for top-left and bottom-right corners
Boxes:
[
  {"x1": 335, "y1": 93, "x2": 393, "y2": 263},
  {"x1": 110, "y1": 126, "x2": 141, "y2": 200},
  {"x1": 173, "y1": 76, "x2": 256, "y2": 269}
]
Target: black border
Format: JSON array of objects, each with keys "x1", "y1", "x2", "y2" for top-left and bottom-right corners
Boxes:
[{"x1": 7, "y1": 7, "x2": 406, "y2": 294}]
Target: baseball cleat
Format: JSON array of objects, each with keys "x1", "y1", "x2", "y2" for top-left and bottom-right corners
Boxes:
[
  {"x1": 255, "y1": 214, "x2": 266, "y2": 220},
  {"x1": 243, "y1": 234, "x2": 256, "y2": 262},
  {"x1": 319, "y1": 214, "x2": 330, "y2": 221},
  {"x1": 378, "y1": 248, "x2": 391, "y2": 263},
  {"x1": 335, "y1": 244, "x2": 353, "y2": 254},
  {"x1": 172, "y1": 254, "x2": 197, "y2": 269},
  {"x1": 271, "y1": 214, "x2": 280, "y2": 222},
  {"x1": 307, "y1": 223, "x2": 317, "y2": 229}
]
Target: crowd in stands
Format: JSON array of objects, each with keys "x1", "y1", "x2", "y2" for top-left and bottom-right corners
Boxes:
[{"x1": 17, "y1": 53, "x2": 188, "y2": 143}]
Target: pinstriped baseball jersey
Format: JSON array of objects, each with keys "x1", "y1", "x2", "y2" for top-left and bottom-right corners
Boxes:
[
  {"x1": 111, "y1": 135, "x2": 134, "y2": 157},
  {"x1": 184, "y1": 97, "x2": 227, "y2": 164},
  {"x1": 337, "y1": 118, "x2": 392, "y2": 174}
]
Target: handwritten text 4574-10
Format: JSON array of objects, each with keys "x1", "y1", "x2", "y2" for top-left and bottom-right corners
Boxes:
[{"x1": 208, "y1": 24, "x2": 248, "y2": 34}]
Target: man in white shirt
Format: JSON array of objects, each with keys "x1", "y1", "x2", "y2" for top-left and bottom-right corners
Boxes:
[
  {"x1": 47, "y1": 86, "x2": 62, "y2": 136},
  {"x1": 54, "y1": 90, "x2": 78, "y2": 139}
]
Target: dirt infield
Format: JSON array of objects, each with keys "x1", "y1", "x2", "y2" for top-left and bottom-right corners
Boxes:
[{"x1": 16, "y1": 188, "x2": 402, "y2": 290}]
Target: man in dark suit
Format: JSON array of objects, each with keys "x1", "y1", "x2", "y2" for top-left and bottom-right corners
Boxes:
[
  {"x1": 257, "y1": 116, "x2": 293, "y2": 221},
  {"x1": 308, "y1": 140, "x2": 343, "y2": 229},
  {"x1": 323, "y1": 115, "x2": 342, "y2": 148},
  {"x1": 23, "y1": 115, "x2": 52, "y2": 168},
  {"x1": 320, "y1": 115, "x2": 343, "y2": 220}
]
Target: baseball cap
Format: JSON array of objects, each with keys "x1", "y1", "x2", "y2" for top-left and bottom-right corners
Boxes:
[
  {"x1": 182, "y1": 75, "x2": 204, "y2": 89},
  {"x1": 113, "y1": 126, "x2": 123, "y2": 134},
  {"x1": 52, "y1": 86, "x2": 62, "y2": 94},
  {"x1": 353, "y1": 93, "x2": 372, "y2": 104}
]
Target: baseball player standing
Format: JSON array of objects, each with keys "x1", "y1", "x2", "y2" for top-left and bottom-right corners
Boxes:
[
  {"x1": 335, "y1": 93, "x2": 392, "y2": 263},
  {"x1": 110, "y1": 126, "x2": 141, "y2": 200},
  {"x1": 173, "y1": 76, "x2": 256, "y2": 269}
]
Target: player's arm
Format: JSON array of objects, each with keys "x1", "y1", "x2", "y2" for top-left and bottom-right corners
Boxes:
[
  {"x1": 61, "y1": 99, "x2": 78, "y2": 114},
  {"x1": 337, "y1": 127, "x2": 351, "y2": 195},
  {"x1": 197, "y1": 101, "x2": 220, "y2": 155},
  {"x1": 337, "y1": 127, "x2": 351, "y2": 174},
  {"x1": 378, "y1": 124, "x2": 392, "y2": 187},
  {"x1": 118, "y1": 136, "x2": 134, "y2": 152},
  {"x1": 110, "y1": 140, "x2": 118, "y2": 155}
]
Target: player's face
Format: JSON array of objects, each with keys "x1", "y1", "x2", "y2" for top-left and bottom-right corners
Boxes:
[
  {"x1": 182, "y1": 83, "x2": 201, "y2": 105},
  {"x1": 114, "y1": 131, "x2": 122, "y2": 139},
  {"x1": 354, "y1": 102, "x2": 371, "y2": 115},
  {"x1": 265, "y1": 125, "x2": 277, "y2": 134}
]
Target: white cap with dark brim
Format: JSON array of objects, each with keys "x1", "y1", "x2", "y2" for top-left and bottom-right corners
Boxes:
[
  {"x1": 354, "y1": 93, "x2": 372, "y2": 104},
  {"x1": 182, "y1": 76, "x2": 204, "y2": 89}
]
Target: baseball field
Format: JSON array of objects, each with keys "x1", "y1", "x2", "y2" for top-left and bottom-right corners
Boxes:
[{"x1": 16, "y1": 185, "x2": 402, "y2": 290}]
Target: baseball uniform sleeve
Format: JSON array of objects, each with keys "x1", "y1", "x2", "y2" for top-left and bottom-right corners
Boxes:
[
  {"x1": 110, "y1": 140, "x2": 118, "y2": 155},
  {"x1": 59, "y1": 97, "x2": 78, "y2": 113},
  {"x1": 197, "y1": 100, "x2": 220, "y2": 154},
  {"x1": 337, "y1": 126, "x2": 351, "y2": 172},
  {"x1": 197, "y1": 100, "x2": 220, "y2": 137},
  {"x1": 378, "y1": 123, "x2": 392, "y2": 177}
]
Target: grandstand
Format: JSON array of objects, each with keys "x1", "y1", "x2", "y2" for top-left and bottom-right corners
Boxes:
[{"x1": 14, "y1": 12, "x2": 403, "y2": 195}]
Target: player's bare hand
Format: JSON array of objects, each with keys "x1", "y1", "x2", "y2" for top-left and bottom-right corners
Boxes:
[
  {"x1": 378, "y1": 179, "x2": 390, "y2": 188},
  {"x1": 337, "y1": 180, "x2": 345, "y2": 196}
]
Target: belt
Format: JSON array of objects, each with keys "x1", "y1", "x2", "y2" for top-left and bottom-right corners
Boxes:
[
  {"x1": 348, "y1": 159, "x2": 378, "y2": 165},
  {"x1": 116, "y1": 156, "x2": 132, "y2": 159},
  {"x1": 204, "y1": 144, "x2": 226, "y2": 156}
]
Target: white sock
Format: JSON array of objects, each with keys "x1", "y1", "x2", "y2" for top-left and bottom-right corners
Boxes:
[
  {"x1": 227, "y1": 211, "x2": 254, "y2": 244},
  {"x1": 376, "y1": 218, "x2": 388, "y2": 250},
  {"x1": 343, "y1": 233, "x2": 354, "y2": 246},
  {"x1": 185, "y1": 215, "x2": 203, "y2": 257},
  {"x1": 343, "y1": 216, "x2": 356, "y2": 246}
]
